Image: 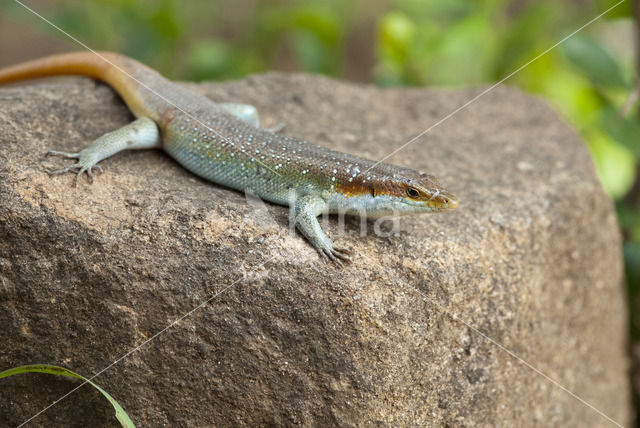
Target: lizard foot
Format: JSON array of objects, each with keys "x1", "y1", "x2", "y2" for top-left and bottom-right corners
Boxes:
[
  {"x1": 47, "y1": 150, "x2": 103, "y2": 185},
  {"x1": 318, "y1": 244, "x2": 352, "y2": 267},
  {"x1": 44, "y1": 117, "x2": 159, "y2": 186},
  {"x1": 293, "y1": 194, "x2": 351, "y2": 266}
]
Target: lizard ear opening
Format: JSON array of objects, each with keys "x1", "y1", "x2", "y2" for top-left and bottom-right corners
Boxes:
[{"x1": 371, "y1": 187, "x2": 376, "y2": 197}]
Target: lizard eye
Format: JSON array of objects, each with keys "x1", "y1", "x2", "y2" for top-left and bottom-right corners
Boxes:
[{"x1": 406, "y1": 187, "x2": 420, "y2": 198}]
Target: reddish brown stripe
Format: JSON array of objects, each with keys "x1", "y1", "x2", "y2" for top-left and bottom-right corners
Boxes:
[{"x1": 337, "y1": 179, "x2": 406, "y2": 198}]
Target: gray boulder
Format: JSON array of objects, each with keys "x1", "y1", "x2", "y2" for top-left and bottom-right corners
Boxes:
[{"x1": 0, "y1": 73, "x2": 630, "y2": 427}]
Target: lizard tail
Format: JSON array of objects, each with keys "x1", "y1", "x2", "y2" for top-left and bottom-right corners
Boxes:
[{"x1": 0, "y1": 51, "x2": 151, "y2": 117}]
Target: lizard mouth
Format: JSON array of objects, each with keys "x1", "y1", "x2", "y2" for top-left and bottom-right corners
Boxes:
[{"x1": 425, "y1": 190, "x2": 458, "y2": 211}]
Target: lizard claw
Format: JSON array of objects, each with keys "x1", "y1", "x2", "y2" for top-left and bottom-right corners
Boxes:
[
  {"x1": 47, "y1": 150, "x2": 103, "y2": 185},
  {"x1": 78, "y1": 166, "x2": 92, "y2": 185},
  {"x1": 319, "y1": 245, "x2": 352, "y2": 266},
  {"x1": 48, "y1": 162, "x2": 81, "y2": 176}
]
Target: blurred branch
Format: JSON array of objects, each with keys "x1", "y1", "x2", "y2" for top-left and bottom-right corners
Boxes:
[
  {"x1": 620, "y1": 78, "x2": 640, "y2": 117},
  {"x1": 622, "y1": 0, "x2": 640, "y2": 208},
  {"x1": 632, "y1": 0, "x2": 640, "y2": 118},
  {"x1": 637, "y1": 0, "x2": 640, "y2": 81}
]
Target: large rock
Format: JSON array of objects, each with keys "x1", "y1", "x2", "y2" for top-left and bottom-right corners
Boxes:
[{"x1": 0, "y1": 73, "x2": 630, "y2": 427}]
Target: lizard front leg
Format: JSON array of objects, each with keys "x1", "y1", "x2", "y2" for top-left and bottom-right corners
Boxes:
[
  {"x1": 293, "y1": 194, "x2": 351, "y2": 265},
  {"x1": 47, "y1": 117, "x2": 160, "y2": 185}
]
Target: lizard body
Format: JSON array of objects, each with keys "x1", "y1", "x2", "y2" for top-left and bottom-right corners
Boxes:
[{"x1": 0, "y1": 52, "x2": 457, "y2": 263}]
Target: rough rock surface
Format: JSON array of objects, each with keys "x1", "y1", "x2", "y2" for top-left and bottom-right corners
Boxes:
[{"x1": 0, "y1": 73, "x2": 630, "y2": 427}]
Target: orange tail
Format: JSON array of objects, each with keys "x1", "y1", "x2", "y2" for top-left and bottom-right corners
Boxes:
[{"x1": 0, "y1": 51, "x2": 149, "y2": 117}]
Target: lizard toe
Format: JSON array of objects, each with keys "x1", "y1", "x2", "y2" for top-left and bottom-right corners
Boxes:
[
  {"x1": 48, "y1": 162, "x2": 81, "y2": 176},
  {"x1": 75, "y1": 165, "x2": 98, "y2": 185},
  {"x1": 321, "y1": 248, "x2": 344, "y2": 267},
  {"x1": 331, "y1": 247, "x2": 352, "y2": 263},
  {"x1": 317, "y1": 242, "x2": 351, "y2": 266},
  {"x1": 47, "y1": 150, "x2": 80, "y2": 159}
]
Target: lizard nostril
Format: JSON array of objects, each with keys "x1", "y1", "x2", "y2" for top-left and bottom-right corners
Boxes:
[{"x1": 433, "y1": 191, "x2": 458, "y2": 209}]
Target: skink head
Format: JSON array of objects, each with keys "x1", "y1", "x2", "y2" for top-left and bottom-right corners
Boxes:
[
  {"x1": 395, "y1": 171, "x2": 458, "y2": 212},
  {"x1": 378, "y1": 170, "x2": 458, "y2": 215},
  {"x1": 335, "y1": 166, "x2": 458, "y2": 217}
]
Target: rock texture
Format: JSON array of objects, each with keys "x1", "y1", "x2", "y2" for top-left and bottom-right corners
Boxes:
[{"x1": 0, "y1": 74, "x2": 630, "y2": 427}]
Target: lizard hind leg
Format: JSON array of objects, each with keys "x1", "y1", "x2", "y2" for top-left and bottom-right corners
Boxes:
[
  {"x1": 219, "y1": 103, "x2": 261, "y2": 127},
  {"x1": 219, "y1": 103, "x2": 285, "y2": 133},
  {"x1": 47, "y1": 117, "x2": 160, "y2": 185}
]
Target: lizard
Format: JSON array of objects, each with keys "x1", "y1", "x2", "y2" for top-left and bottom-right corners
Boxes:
[{"x1": 0, "y1": 51, "x2": 458, "y2": 264}]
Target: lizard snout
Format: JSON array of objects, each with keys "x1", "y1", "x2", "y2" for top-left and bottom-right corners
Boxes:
[{"x1": 428, "y1": 190, "x2": 458, "y2": 210}]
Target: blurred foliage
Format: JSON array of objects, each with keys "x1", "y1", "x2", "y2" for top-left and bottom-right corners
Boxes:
[{"x1": 5, "y1": 0, "x2": 640, "y2": 336}]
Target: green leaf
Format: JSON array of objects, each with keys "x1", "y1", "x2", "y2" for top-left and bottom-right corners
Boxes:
[
  {"x1": 427, "y1": 15, "x2": 498, "y2": 85},
  {"x1": 187, "y1": 40, "x2": 234, "y2": 81},
  {"x1": 0, "y1": 364, "x2": 135, "y2": 428},
  {"x1": 600, "y1": 106, "x2": 640, "y2": 157},
  {"x1": 379, "y1": 12, "x2": 416, "y2": 64},
  {"x1": 290, "y1": 8, "x2": 342, "y2": 47},
  {"x1": 495, "y1": 2, "x2": 556, "y2": 76},
  {"x1": 586, "y1": 130, "x2": 636, "y2": 199},
  {"x1": 291, "y1": 30, "x2": 336, "y2": 74},
  {"x1": 562, "y1": 34, "x2": 628, "y2": 89},
  {"x1": 596, "y1": 0, "x2": 632, "y2": 18}
]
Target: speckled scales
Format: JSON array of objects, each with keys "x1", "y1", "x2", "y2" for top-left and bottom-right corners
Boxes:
[{"x1": 0, "y1": 51, "x2": 458, "y2": 260}]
